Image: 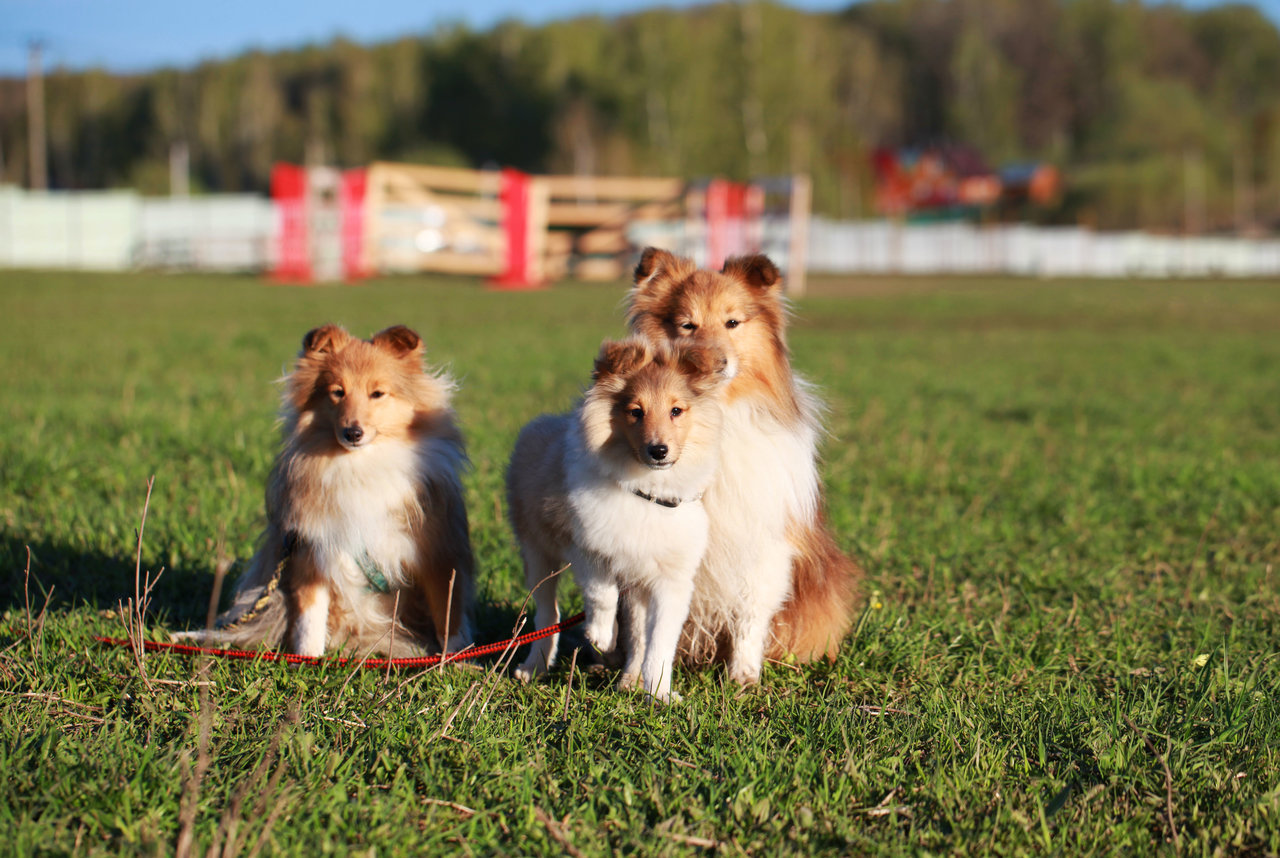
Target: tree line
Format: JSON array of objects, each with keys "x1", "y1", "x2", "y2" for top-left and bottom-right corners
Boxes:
[{"x1": 1, "y1": 0, "x2": 1277, "y2": 231}]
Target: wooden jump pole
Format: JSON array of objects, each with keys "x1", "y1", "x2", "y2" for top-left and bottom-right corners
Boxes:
[
  {"x1": 786, "y1": 173, "x2": 811, "y2": 297},
  {"x1": 491, "y1": 168, "x2": 547, "y2": 290}
]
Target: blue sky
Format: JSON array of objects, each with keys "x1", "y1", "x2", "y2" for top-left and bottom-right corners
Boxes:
[{"x1": 2, "y1": 0, "x2": 1278, "y2": 77}]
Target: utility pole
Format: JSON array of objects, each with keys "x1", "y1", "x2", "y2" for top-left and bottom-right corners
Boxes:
[
  {"x1": 27, "y1": 41, "x2": 48, "y2": 191},
  {"x1": 170, "y1": 141, "x2": 190, "y2": 197},
  {"x1": 1234, "y1": 139, "x2": 1253, "y2": 235},
  {"x1": 739, "y1": 2, "x2": 768, "y2": 178},
  {"x1": 1183, "y1": 149, "x2": 1205, "y2": 235}
]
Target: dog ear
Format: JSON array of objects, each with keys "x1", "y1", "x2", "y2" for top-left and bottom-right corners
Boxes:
[
  {"x1": 628, "y1": 248, "x2": 697, "y2": 334},
  {"x1": 302, "y1": 324, "x2": 352, "y2": 356},
  {"x1": 592, "y1": 338, "x2": 651, "y2": 383},
  {"x1": 676, "y1": 344, "x2": 729, "y2": 395},
  {"x1": 721, "y1": 254, "x2": 781, "y2": 293},
  {"x1": 633, "y1": 247, "x2": 679, "y2": 289},
  {"x1": 371, "y1": 325, "x2": 423, "y2": 358},
  {"x1": 632, "y1": 247, "x2": 698, "y2": 298}
]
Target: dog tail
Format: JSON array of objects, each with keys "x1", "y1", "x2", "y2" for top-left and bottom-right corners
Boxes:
[
  {"x1": 767, "y1": 518, "x2": 863, "y2": 663},
  {"x1": 170, "y1": 537, "x2": 289, "y2": 649}
]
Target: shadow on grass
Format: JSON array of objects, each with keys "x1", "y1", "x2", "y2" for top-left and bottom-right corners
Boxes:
[
  {"x1": 470, "y1": 596, "x2": 596, "y2": 674},
  {"x1": 0, "y1": 533, "x2": 216, "y2": 624},
  {"x1": 1, "y1": 532, "x2": 585, "y2": 671}
]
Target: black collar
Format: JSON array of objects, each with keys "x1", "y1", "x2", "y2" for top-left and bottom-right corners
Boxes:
[{"x1": 631, "y1": 488, "x2": 702, "y2": 508}]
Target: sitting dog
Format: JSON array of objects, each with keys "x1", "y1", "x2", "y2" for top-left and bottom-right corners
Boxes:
[
  {"x1": 626, "y1": 248, "x2": 863, "y2": 683},
  {"x1": 175, "y1": 324, "x2": 475, "y2": 657}
]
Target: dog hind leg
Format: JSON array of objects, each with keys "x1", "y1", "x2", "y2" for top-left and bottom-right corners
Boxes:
[
  {"x1": 514, "y1": 547, "x2": 562, "y2": 682},
  {"x1": 617, "y1": 591, "x2": 648, "y2": 691}
]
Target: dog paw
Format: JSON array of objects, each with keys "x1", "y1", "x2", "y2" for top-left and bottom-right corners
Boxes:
[
  {"x1": 514, "y1": 662, "x2": 542, "y2": 684},
  {"x1": 617, "y1": 671, "x2": 640, "y2": 691},
  {"x1": 727, "y1": 663, "x2": 761, "y2": 686},
  {"x1": 648, "y1": 688, "x2": 683, "y2": 705},
  {"x1": 584, "y1": 621, "x2": 617, "y2": 654}
]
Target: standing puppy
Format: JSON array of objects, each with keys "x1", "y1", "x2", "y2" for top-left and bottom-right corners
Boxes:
[
  {"x1": 176, "y1": 324, "x2": 475, "y2": 657},
  {"x1": 507, "y1": 338, "x2": 727, "y2": 702},
  {"x1": 627, "y1": 248, "x2": 862, "y2": 684}
]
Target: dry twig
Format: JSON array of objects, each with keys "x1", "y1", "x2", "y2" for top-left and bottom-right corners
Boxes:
[
  {"x1": 854, "y1": 704, "x2": 916, "y2": 717},
  {"x1": 386, "y1": 590, "x2": 401, "y2": 684},
  {"x1": 175, "y1": 546, "x2": 229, "y2": 858},
  {"x1": 534, "y1": 808, "x2": 585, "y2": 858},
  {"x1": 429, "y1": 680, "x2": 481, "y2": 742},
  {"x1": 857, "y1": 788, "x2": 913, "y2": 817},
  {"x1": 22, "y1": 546, "x2": 55, "y2": 659},
  {"x1": 441, "y1": 568, "x2": 456, "y2": 662},
  {"x1": 660, "y1": 832, "x2": 721, "y2": 848},
  {"x1": 468, "y1": 615, "x2": 527, "y2": 719},
  {"x1": 174, "y1": 660, "x2": 213, "y2": 858},
  {"x1": 563, "y1": 647, "x2": 578, "y2": 720},
  {"x1": 1124, "y1": 714, "x2": 1181, "y2": 851},
  {"x1": 423, "y1": 797, "x2": 477, "y2": 817},
  {"x1": 117, "y1": 476, "x2": 164, "y2": 690},
  {"x1": 212, "y1": 709, "x2": 295, "y2": 858}
]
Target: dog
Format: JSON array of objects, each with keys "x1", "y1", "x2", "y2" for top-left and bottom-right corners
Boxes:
[
  {"x1": 506, "y1": 337, "x2": 728, "y2": 702},
  {"x1": 626, "y1": 247, "x2": 862, "y2": 684},
  {"x1": 175, "y1": 324, "x2": 475, "y2": 657}
]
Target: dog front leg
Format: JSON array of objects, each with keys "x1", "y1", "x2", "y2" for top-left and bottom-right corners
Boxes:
[
  {"x1": 283, "y1": 544, "x2": 330, "y2": 657},
  {"x1": 287, "y1": 583, "x2": 330, "y2": 658},
  {"x1": 640, "y1": 577, "x2": 695, "y2": 703},
  {"x1": 573, "y1": 553, "x2": 619, "y2": 654},
  {"x1": 726, "y1": 543, "x2": 793, "y2": 685}
]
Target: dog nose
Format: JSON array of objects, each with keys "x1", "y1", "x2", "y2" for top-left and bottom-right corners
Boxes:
[
  {"x1": 648, "y1": 443, "x2": 668, "y2": 461},
  {"x1": 343, "y1": 425, "x2": 364, "y2": 444}
]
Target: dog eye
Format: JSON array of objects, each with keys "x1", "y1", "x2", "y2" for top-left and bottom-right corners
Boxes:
[
  {"x1": 627, "y1": 407, "x2": 644, "y2": 419},
  {"x1": 670, "y1": 407, "x2": 683, "y2": 418},
  {"x1": 330, "y1": 387, "x2": 345, "y2": 400},
  {"x1": 370, "y1": 390, "x2": 385, "y2": 399},
  {"x1": 725, "y1": 319, "x2": 740, "y2": 329},
  {"x1": 680, "y1": 322, "x2": 698, "y2": 333}
]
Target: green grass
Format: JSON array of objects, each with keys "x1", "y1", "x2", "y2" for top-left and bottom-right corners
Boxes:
[{"x1": 2, "y1": 270, "x2": 1278, "y2": 856}]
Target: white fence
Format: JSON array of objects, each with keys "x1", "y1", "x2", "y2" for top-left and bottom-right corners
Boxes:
[
  {"x1": 0, "y1": 186, "x2": 141, "y2": 270},
  {"x1": 135, "y1": 196, "x2": 275, "y2": 270},
  {"x1": 2, "y1": 185, "x2": 1279, "y2": 279},
  {"x1": 807, "y1": 218, "x2": 1280, "y2": 278},
  {"x1": 0, "y1": 186, "x2": 275, "y2": 272}
]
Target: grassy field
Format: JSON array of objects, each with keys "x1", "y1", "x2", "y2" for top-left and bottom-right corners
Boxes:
[{"x1": 2, "y1": 269, "x2": 1278, "y2": 856}]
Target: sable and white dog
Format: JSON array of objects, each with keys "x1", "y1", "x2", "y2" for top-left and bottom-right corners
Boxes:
[
  {"x1": 627, "y1": 248, "x2": 863, "y2": 684},
  {"x1": 506, "y1": 337, "x2": 727, "y2": 702},
  {"x1": 175, "y1": 324, "x2": 475, "y2": 657}
]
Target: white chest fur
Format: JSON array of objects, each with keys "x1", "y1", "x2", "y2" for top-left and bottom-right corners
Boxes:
[
  {"x1": 563, "y1": 430, "x2": 712, "y2": 585},
  {"x1": 709, "y1": 400, "x2": 819, "y2": 547},
  {"x1": 569, "y1": 477, "x2": 710, "y2": 584},
  {"x1": 287, "y1": 439, "x2": 429, "y2": 594},
  {"x1": 691, "y1": 398, "x2": 821, "y2": 624}
]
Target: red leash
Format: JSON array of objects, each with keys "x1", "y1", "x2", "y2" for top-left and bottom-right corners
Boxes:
[{"x1": 94, "y1": 611, "x2": 584, "y2": 669}]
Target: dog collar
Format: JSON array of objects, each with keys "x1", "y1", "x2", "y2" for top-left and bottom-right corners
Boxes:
[
  {"x1": 356, "y1": 552, "x2": 391, "y2": 593},
  {"x1": 631, "y1": 488, "x2": 702, "y2": 509}
]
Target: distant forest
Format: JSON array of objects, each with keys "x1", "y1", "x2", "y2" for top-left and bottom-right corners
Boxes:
[{"x1": 2, "y1": 0, "x2": 1278, "y2": 231}]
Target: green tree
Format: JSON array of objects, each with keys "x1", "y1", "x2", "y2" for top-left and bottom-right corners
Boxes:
[{"x1": 949, "y1": 22, "x2": 1020, "y2": 163}]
